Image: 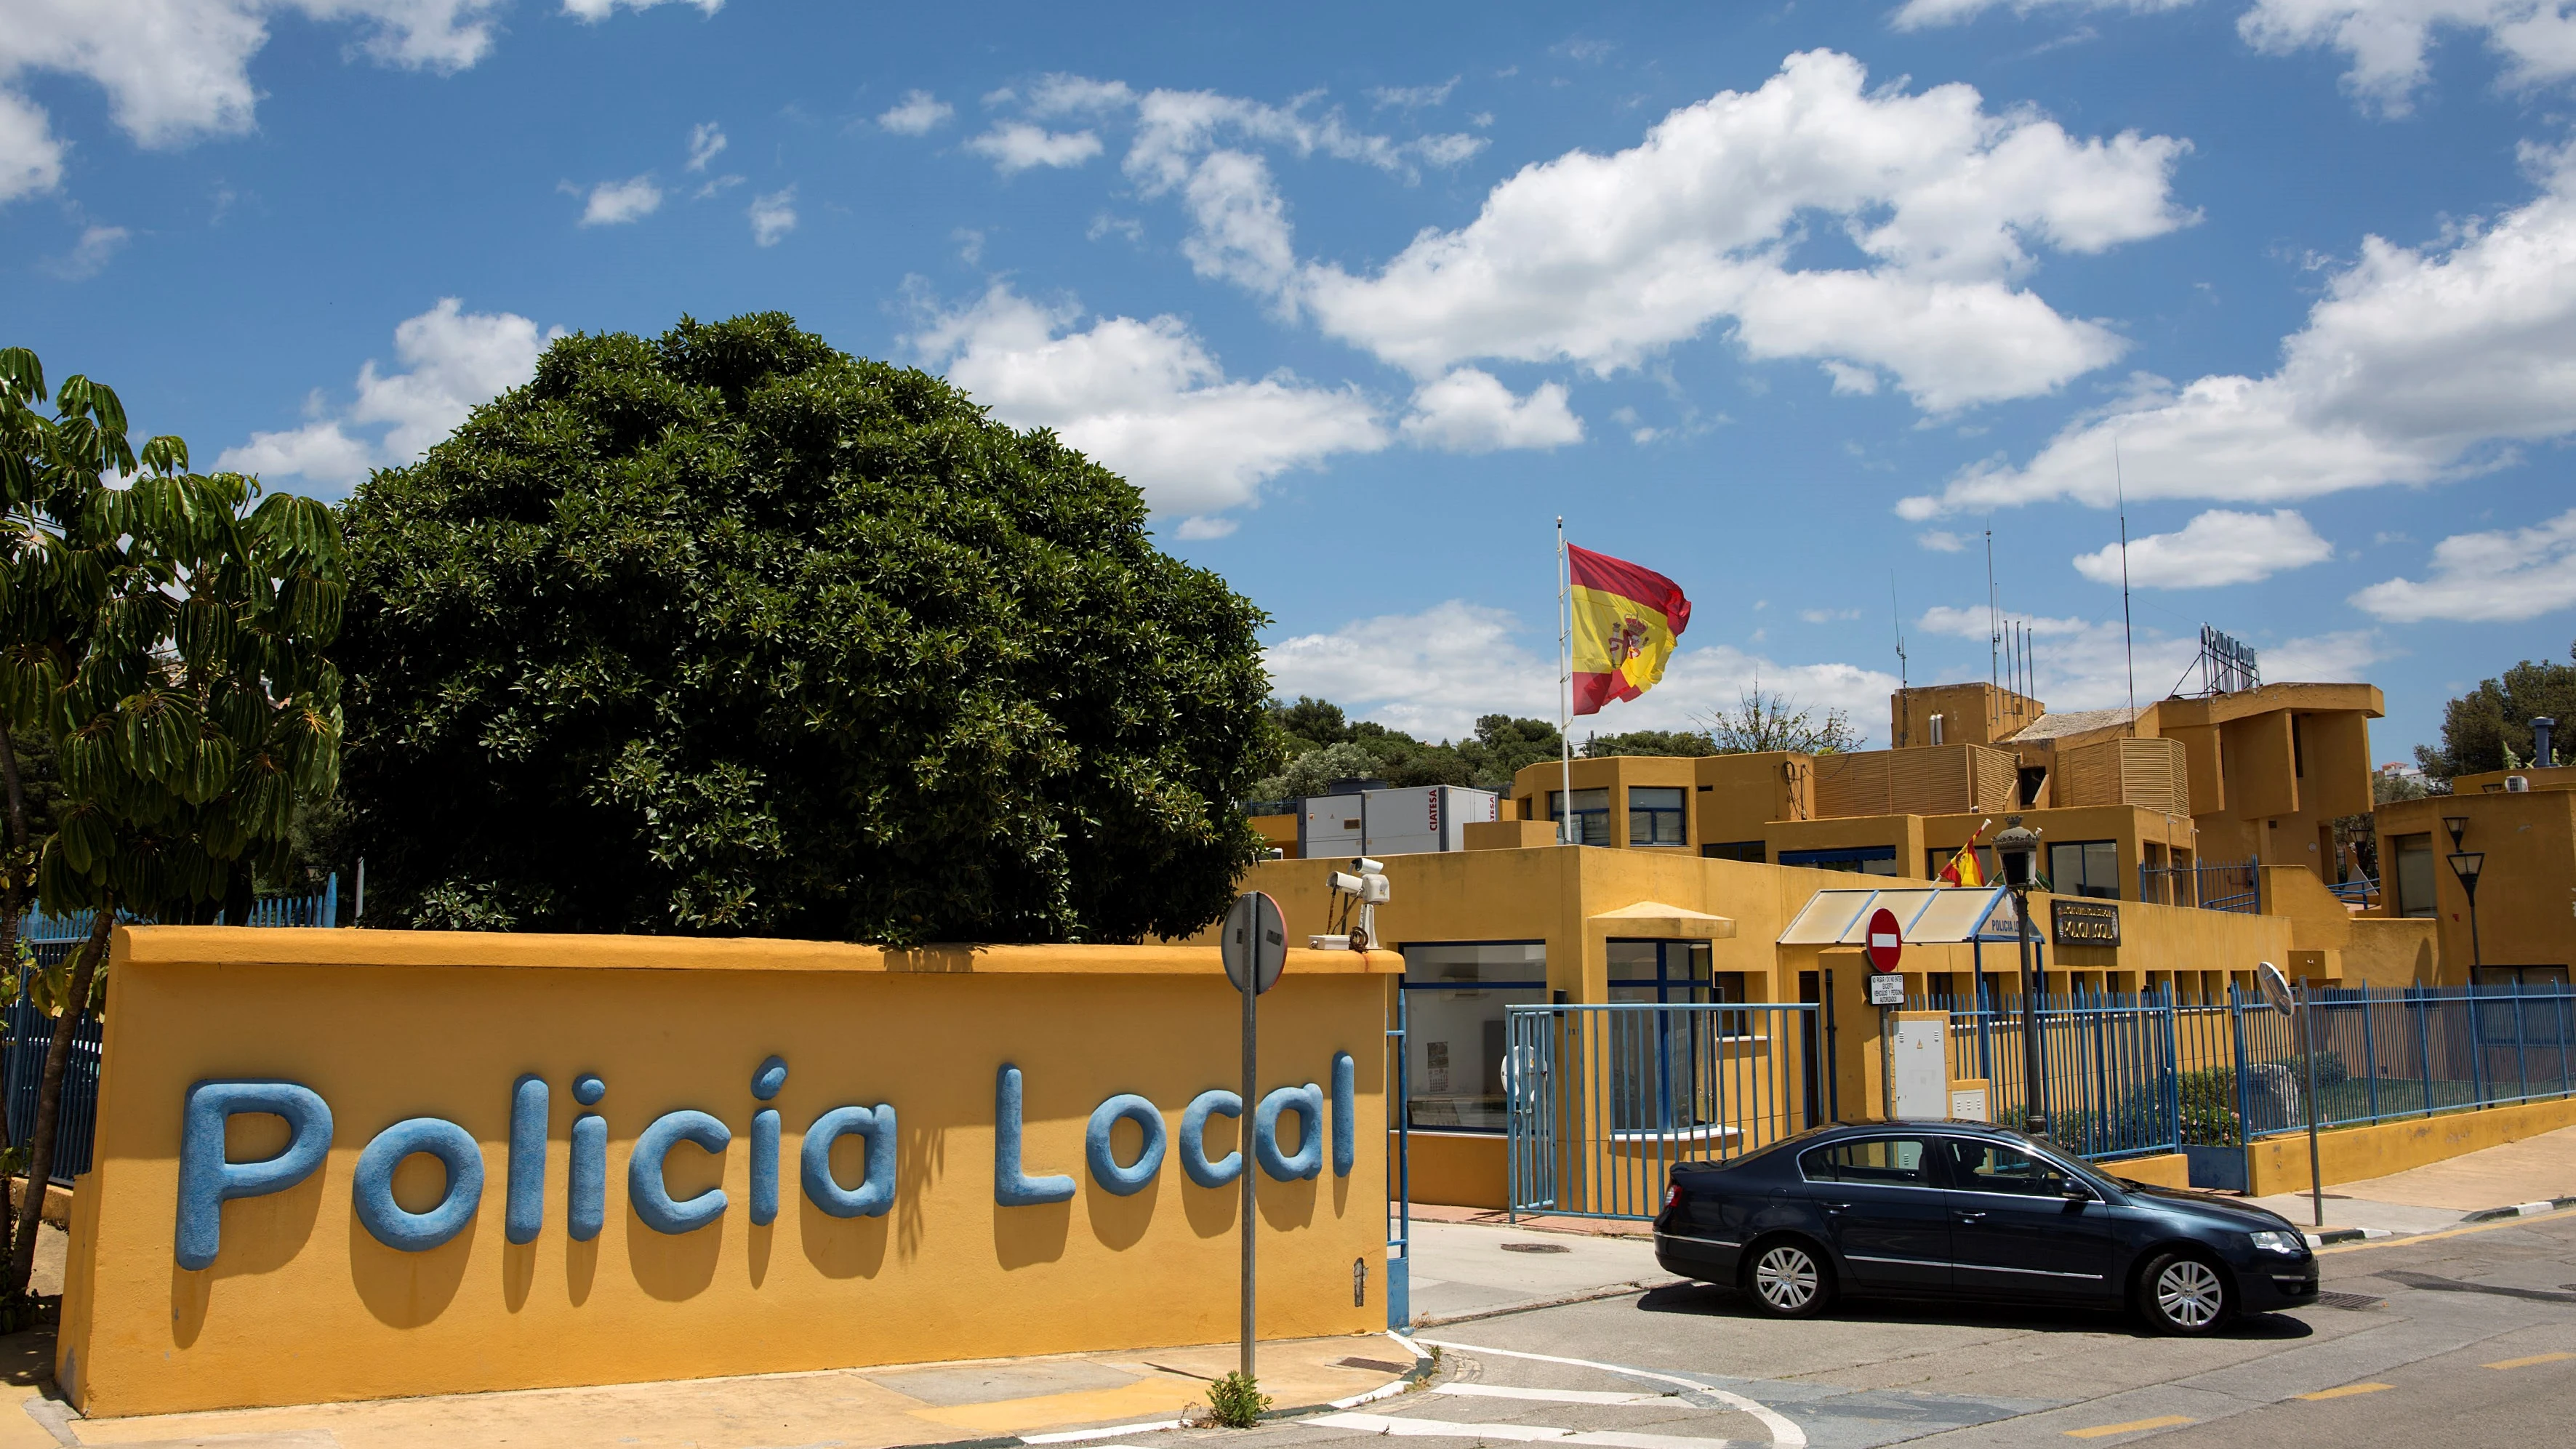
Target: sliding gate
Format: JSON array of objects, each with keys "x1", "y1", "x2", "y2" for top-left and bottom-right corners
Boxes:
[{"x1": 1504, "y1": 1001, "x2": 1823, "y2": 1220}]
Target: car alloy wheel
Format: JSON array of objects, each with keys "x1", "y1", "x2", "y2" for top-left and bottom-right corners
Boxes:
[
  {"x1": 1753, "y1": 1244, "x2": 1821, "y2": 1315},
  {"x1": 2152, "y1": 1257, "x2": 2226, "y2": 1332}
]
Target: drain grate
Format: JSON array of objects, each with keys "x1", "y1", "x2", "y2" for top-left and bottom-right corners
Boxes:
[
  {"x1": 1501, "y1": 1242, "x2": 1571, "y2": 1253},
  {"x1": 2316, "y1": 1291, "x2": 2386, "y2": 1310}
]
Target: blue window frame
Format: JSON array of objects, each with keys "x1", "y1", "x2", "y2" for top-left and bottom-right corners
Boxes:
[
  {"x1": 1399, "y1": 942, "x2": 1547, "y2": 1133},
  {"x1": 1549, "y1": 788, "x2": 1610, "y2": 846},
  {"x1": 1628, "y1": 786, "x2": 1688, "y2": 846},
  {"x1": 1779, "y1": 845, "x2": 1898, "y2": 876}
]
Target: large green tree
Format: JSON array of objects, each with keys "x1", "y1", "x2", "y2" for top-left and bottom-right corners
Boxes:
[
  {"x1": 0, "y1": 346, "x2": 347, "y2": 1304},
  {"x1": 336, "y1": 313, "x2": 1269, "y2": 945},
  {"x1": 2413, "y1": 643, "x2": 2576, "y2": 783}
]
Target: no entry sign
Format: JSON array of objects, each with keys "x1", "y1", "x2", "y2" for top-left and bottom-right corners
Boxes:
[{"x1": 1863, "y1": 907, "x2": 1903, "y2": 974}]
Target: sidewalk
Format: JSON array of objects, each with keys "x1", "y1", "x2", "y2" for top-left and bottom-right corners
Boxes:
[
  {"x1": 1402, "y1": 1215, "x2": 1674, "y2": 1326},
  {"x1": 0, "y1": 1332, "x2": 1419, "y2": 1449},
  {"x1": 2245, "y1": 1123, "x2": 2576, "y2": 1240}
]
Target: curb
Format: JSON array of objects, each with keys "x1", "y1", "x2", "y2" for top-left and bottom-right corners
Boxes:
[
  {"x1": 2459, "y1": 1195, "x2": 2576, "y2": 1224},
  {"x1": 1407, "y1": 1277, "x2": 1690, "y2": 1331},
  {"x1": 930, "y1": 1331, "x2": 1437, "y2": 1449}
]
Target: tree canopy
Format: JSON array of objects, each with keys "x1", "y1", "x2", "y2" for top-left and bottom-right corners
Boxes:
[
  {"x1": 335, "y1": 313, "x2": 1270, "y2": 946},
  {"x1": 2413, "y1": 642, "x2": 2576, "y2": 783}
]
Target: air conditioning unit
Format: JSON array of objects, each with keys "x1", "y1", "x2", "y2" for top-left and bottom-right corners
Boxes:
[{"x1": 2507, "y1": 775, "x2": 2531, "y2": 792}]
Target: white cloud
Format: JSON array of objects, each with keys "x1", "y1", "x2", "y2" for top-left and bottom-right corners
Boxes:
[
  {"x1": 1370, "y1": 78, "x2": 1460, "y2": 109},
  {"x1": 1264, "y1": 600, "x2": 1900, "y2": 742},
  {"x1": 966, "y1": 122, "x2": 1103, "y2": 173},
  {"x1": 1907, "y1": 142, "x2": 2576, "y2": 518},
  {"x1": 560, "y1": 0, "x2": 721, "y2": 19},
  {"x1": 2240, "y1": 1, "x2": 2576, "y2": 113},
  {"x1": 686, "y1": 121, "x2": 726, "y2": 172},
  {"x1": 0, "y1": 88, "x2": 63, "y2": 202},
  {"x1": 1892, "y1": 0, "x2": 2196, "y2": 28},
  {"x1": 42, "y1": 224, "x2": 129, "y2": 280},
  {"x1": 2071, "y1": 507, "x2": 2335, "y2": 587},
  {"x1": 2263, "y1": 628, "x2": 2390, "y2": 680},
  {"x1": 1918, "y1": 529, "x2": 1970, "y2": 552},
  {"x1": 1297, "y1": 50, "x2": 2192, "y2": 411},
  {"x1": 909, "y1": 282, "x2": 1387, "y2": 521},
  {"x1": 579, "y1": 174, "x2": 662, "y2": 226},
  {"x1": 877, "y1": 89, "x2": 954, "y2": 135},
  {"x1": 1801, "y1": 607, "x2": 1866, "y2": 622},
  {"x1": 217, "y1": 297, "x2": 558, "y2": 491},
  {"x1": 2351, "y1": 507, "x2": 2576, "y2": 620},
  {"x1": 1399, "y1": 369, "x2": 1584, "y2": 452},
  {"x1": 748, "y1": 187, "x2": 795, "y2": 246}
]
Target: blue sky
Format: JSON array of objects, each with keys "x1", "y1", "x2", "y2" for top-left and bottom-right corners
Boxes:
[{"x1": 9, "y1": 1, "x2": 2576, "y2": 760}]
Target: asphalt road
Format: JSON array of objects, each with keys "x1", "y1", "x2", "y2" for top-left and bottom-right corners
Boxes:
[{"x1": 1167, "y1": 1209, "x2": 2576, "y2": 1448}]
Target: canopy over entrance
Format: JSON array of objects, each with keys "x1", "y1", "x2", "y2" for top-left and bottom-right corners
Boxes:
[{"x1": 1776, "y1": 886, "x2": 2023, "y2": 946}]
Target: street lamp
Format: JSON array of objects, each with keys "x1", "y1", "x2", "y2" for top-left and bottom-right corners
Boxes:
[
  {"x1": 2448, "y1": 848, "x2": 2486, "y2": 971},
  {"x1": 1991, "y1": 816, "x2": 2047, "y2": 1140},
  {"x1": 2443, "y1": 816, "x2": 2468, "y2": 852}
]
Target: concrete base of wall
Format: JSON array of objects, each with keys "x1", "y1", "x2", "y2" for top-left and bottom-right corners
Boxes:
[
  {"x1": 2098, "y1": 1152, "x2": 2191, "y2": 1189},
  {"x1": 6, "y1": 1176, "x2": 73, "y2": 1229},
  {"x1": 1392, "y1": 1131, "x2": 1508, "y2": 1209},
  {"x1": 2247, "y1": 1095, "x2": 2576, "y2": 1197}
]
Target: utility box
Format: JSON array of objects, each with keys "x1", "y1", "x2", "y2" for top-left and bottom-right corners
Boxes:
[
  {"x1": 1298, "y1": 787, "x2": 1498, "y2": 859},
  {"x1": 1948, "y1": 1077, "x2": 1990, "y2": 1123},
  {"x1": 1887, "y1": 1011, "x2": 1950, "y2": 1121}
]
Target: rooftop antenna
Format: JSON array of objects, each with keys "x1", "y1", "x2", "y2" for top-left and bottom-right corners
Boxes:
[
  {"x1": 2116, "y1": 438, "x2": 2137, "y2": 737},
  {"x1": 1893, "y1": 575, "x2": 1909, "y2": 747},
  {"x1": 1985, "y1": 527, "x2": 1999, "y2": 697}
]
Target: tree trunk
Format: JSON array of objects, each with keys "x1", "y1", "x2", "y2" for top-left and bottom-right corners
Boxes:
[{"x1": 5, "y1": 898, "x2": 109, "y2": 1300}]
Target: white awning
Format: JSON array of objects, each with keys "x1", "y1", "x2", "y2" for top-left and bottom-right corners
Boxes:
[{"x1": 1775, "y1": 886, "x2": 2022, "y2": 946}]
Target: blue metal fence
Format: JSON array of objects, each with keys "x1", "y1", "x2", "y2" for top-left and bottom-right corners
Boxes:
[
  {"x1": 4, "y1": 875, "x2": 342, "y2": 1185},
  {"x1": 1911, "y1": 987, "x2": 2188, "y2": 1160}
]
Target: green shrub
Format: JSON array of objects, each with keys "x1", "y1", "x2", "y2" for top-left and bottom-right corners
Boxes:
[
  {"x1": 2178, "y1": 1068, "x2": 2241, "y2": 1147},
  {"x1": 1205, "y1": 1371, "x2": 1271, "y2": 1428}
]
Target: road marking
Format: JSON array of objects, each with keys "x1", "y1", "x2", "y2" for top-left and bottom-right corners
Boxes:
[
  {"x1": 1311, "y1": 1413, "x2": 1732, "y2": 1449},
  {"x1": 2063, "y1": 1416, "x2": 2195, "y2": 1439},
  {"x1": 2294, "y1": 1383, "x2": 2392, "y2": 1400},
  {"x1": 1435, "y1": 1384, "x2": 1673, "y2": 1406},
  {"x1": 1412, "y1": 1338, "x2": 1806, "y2": 1448},
  {"x1": 2484, "y1": 1352, "x2": 2575, "y2": 1370},
  {"x1": 2318, "y1": 1204, "x2": 2574, "y2": 1255}
]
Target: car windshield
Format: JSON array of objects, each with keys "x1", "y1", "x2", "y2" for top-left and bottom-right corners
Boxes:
[{"x1": 1942, "y1": 1132, "x2": 2122, "y2": 1196}]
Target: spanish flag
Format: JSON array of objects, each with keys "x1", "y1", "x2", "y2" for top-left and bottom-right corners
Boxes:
[
  {"x1": 1939, "y1": 819, "x2": 1990, "y2": 888},
  {"x1": 1569, "y1": 543, "x2": 1692, "y2": 715}
]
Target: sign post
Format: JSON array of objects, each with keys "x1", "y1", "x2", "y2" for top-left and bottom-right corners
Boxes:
[
  {"x1": 1864, "y1": 907, "x2": 1905, "y2": 1120},
  {"x1": 1220, "y1": 892, "x2": 1285, "y2": 1381}
]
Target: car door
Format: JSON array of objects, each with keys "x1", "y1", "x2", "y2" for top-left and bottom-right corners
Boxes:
[
  {"x1": 1938, "y1": 1137, "x2": 2120, "y2": 1301},
  {"x1": 1796, "y1": 1136, "x2": 1951, "y2": 1292}
]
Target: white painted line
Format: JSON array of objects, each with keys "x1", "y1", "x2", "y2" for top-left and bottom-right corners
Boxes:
[
  {"x1": 1023, "y1": 1418, "x2": 1186, "y2": 1444},
  {"x1": 1435, "y1": 1384, "x2": 1671, "y2": 1406},
  {"x1": 1326, "y1": 1331, "x2": 1438, "y2": 1410},
  {"x1": 1411, "y1": 1338, "x2": 1805, "y2": 1449},
  {"x1": 2515, "y1": 1200, "x2": 2552, "y2": 1216},
  {"x1": 1311, "y1": 1412, "x2": 1733, "y2": 1448}
]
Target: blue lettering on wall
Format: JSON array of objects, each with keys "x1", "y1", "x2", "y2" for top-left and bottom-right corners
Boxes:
[
  {"x1": 750, "y1": 1055, "x2": 787, "y2": 1226},
  {"x1": 802, "y1": 1104, "x2": 896, "y2": 1217},
  {"x1": 1331, "y1": 1052, "x2": 1355, "y2": 1178},
  {"x1": 630, "y1": 1109, "x2": 730, "y2": 1234},
  {"x1": 1084, "y1": 1094, "x2": 1167, "y2": 1196},
  {"x1": 993, "y1": 1064, "x2": 1076, "y2": 1205},
  {"x1": 353, "y1": 1117, "x2": 485, "y2": 1252},
  {"x1": 175, "y1": 1080, "x2": 333, "y2": 1270},
  {"x1": 1254, "y1": 1084, "x2": 1324, "y2": 1181},
  {"x1": 1177, "y1": 1089, "x2": 1243, "y2": 1188},
  {"x1": 570, "y1": 1072, "x2": 608, "y2": 1242},
  {"x1": 506, "y1": 1075, "x2": 548, "y2": 1245}
]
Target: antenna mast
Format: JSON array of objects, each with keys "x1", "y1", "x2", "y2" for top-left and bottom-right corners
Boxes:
[
  {"x1": 1893, "y1": 575, "x2": 1909, "y2": 747},
  {"x1": 2116, "y1": 439, "x2": 2137, "y2": 737}
]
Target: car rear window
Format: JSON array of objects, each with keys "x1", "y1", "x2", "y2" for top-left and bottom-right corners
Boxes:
[{"x1": 1799, "y1": 1137, "x2": 1932, "y2": 1187}]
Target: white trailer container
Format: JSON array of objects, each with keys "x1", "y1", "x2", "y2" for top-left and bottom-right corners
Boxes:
[{"x1": 1297, "y1": 786, "x2": 1498, "y2": 858}]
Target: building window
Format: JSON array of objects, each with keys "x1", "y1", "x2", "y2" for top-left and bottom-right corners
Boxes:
[
  {"x1": 1925, "y1": 846, "x2": 2001, "y2": 884},
  {"x1": 1605, "y1": 941, "x2": 1722, "y2": 1131},
  {"x1": 1701, "y1": 840, "x2": 1765, "y2": 862},
  {"x1": 1628, "y1": 786, "x2": 1687, "y2": 846},
  {"x1": 1549, "y1": 788, "x2": 1611, "y2": 846},
  {"x1": 2393, "y1": 833, "x2": 2436, "y2": 918},
  {"x1": 2047, "y1": 840, "x2": 2120, "y2": 899},
  {"x1": 1399, "y1": 942, "x2": 1546, "y2": 1133},
  {"x1": 1780, "y1": 846, "x2": 1898, "y2": 875}
]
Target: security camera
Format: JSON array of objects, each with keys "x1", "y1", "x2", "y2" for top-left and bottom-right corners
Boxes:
[
  {"x1": 1329, "y1": 871, "x2": 1365, "y2": 896},
  {"x1": 1351, "y1": 856, "x2": 1384, "y2": 874}
]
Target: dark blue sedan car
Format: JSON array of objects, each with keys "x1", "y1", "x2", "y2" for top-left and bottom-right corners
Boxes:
[{"x1": 1652, "y1": 1121, "x2": 2319, "y2": 1334}]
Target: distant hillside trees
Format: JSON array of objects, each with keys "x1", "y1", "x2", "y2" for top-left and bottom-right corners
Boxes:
[{"x1": 2414, "y1": 641, "x2": 2576, "y2": 784}]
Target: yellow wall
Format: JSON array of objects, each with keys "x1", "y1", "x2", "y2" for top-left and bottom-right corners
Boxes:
[
  {"x1": 2244, "y1": 1094, "x2": 2576, "y2": 1196},
  {"x1": 62, "y1": 928, "x2": 1392, "y2": 1417},
  {"x1": 2375, "y1": 792, "x2": 2576, "y2": 982}
]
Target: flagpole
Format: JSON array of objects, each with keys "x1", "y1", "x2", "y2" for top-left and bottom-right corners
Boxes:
[{"x1": 1557, "y1": 517, "x2": 1574, "y2": 846}]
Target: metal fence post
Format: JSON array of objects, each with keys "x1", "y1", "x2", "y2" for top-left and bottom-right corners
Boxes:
[
  {"x1": 2164, "y1": 983, "x2": 2183, "y2": 1155},
  {"x1": 2413, "y1": 986, "x2": 2434, "y2": 1118},
  {"x1": 2511, "y1": 978, "x2": 2530, "y2": 1105},
  {"x1": 2230, "y1": 983, "x2": 2255, "y2": 1182},
  {"x1": 2361, "y1": 987, "x2": 2379, "y2": 1124}
]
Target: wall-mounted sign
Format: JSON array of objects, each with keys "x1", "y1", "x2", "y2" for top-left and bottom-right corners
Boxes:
[{"x1": 2051, "y1": 899, "x2": 2121, "y2": 947}]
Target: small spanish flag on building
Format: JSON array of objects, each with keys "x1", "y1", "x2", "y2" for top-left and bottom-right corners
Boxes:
[
  {"x1": 1568, "y1": 543, "x2": 1692, "y2": 715},
  {"x1": 1939, "y1": 819, "x2": 1991, "y2": 887}
]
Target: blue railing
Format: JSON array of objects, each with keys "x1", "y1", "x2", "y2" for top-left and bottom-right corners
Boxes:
[
  {"x1": 1911, "y1": 987, "x2": 2188, "y2": 1161},
  {"x1": 2137, "y1": 856, "x2": 2260, "y2": 913},
  {"x1": 6, "y1": 874, "x2": 342, "y2": 1185},
  {"x1": 2327, "y1": 876, "x2": 2380, "y2": 908}
]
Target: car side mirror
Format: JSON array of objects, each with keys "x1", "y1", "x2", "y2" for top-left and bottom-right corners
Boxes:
[{"x1": 2061, "y1": 1184, "x2": 2094, "y2": 1202}]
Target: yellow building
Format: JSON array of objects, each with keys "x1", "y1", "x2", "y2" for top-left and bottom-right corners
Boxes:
[{"x1": 2372, "y1": 764, "x2": 2576, "y2": 988}]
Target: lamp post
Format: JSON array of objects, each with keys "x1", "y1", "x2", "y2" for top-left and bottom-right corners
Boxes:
[
  {"x1": 2448, "y1": 848, "x2": 2485, "y2": 972},
  {"x1": 1993, "y1": 816, "x2": 2047, "y2": 1140}
]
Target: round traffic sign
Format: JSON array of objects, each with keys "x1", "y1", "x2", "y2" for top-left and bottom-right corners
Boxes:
[
  {"x1": 1221, "y1": 891, "x2": 1286, "y2": 995},
  {"x1": 1863, "y1": 907, "x2": 1904, "y2": 974}
]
